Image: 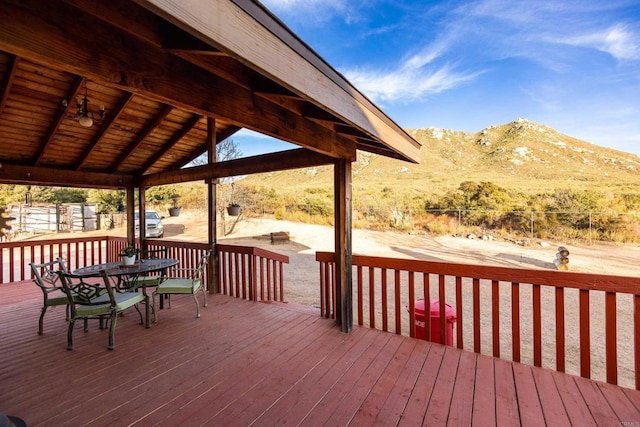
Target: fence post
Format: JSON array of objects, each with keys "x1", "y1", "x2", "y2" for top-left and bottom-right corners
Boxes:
[{"x1": 530, "y1": 211, "x2": 534, "y2": 239}]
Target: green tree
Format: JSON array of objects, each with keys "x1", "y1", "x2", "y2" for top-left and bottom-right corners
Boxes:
[
  {"x1": 428, "y1": 181, "x2": 518, "y2": 227},
  {"x1": 87, "y1": 189, "x2": 125, "y2": 213},
  {"x1": 545, "y1": 189, "x2": 601, "y2": 229}
]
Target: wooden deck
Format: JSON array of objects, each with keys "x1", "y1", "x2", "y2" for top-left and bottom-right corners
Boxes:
[{"x1": 2, "y1": 282, "x2": 640, "y2": 426}]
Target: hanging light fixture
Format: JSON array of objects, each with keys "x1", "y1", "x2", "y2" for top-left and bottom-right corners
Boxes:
[{"x1": 61, "y1": 79, "x2": 105, "y2": 128}]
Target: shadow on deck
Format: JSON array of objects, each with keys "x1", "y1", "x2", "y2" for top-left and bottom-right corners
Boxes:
[{"x1": 1, "y1": 282, "x2": 640, "y2": 425}]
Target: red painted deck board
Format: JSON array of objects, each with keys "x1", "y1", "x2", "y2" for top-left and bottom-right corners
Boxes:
[
  {"x1": 447, "y1": 348, "x2": 477, "y2": 425},
  {"x1": 2, "y1": 282, "x2": 640, "y2": 426}
]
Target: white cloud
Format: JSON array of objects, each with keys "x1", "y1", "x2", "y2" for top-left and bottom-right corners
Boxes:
[
  {"x1": 263, "y1": 0, "x2": 345, "y2": 9},
  {"x1": 344, "y1": 61, "x2": 483, "y2": 104},
  {"x1": 261, "y1": 0, "x2": 356, "y2": 24},
  {"x1": 560, "y1": 24, "x2": 640, "y2": 61}
]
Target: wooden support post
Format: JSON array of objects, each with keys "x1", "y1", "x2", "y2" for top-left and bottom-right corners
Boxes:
[
  {"x1": 207, "y1": 117, "x2": 219, "y2": 293},
  {"x1": 138, "y1": 186, "x2": 146, "y2": 250},
  {"x1": 334, "y1": 158, "x2": 352, "y2": 332},
  {"x1": 125, "y1": 186, "x2": 135, "y2": 247}
]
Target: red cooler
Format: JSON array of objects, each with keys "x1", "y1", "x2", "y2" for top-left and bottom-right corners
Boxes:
[{"x1": 412, "y1": 299, "x2": 457, "y2": 345}]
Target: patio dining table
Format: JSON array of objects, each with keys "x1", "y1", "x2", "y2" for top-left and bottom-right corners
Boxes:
[{"x1": 73, "y1": 258, "x2": 178, "y2": 328}]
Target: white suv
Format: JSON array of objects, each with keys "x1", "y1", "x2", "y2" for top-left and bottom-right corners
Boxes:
[{"x1": 135, "y1": 210, "x2": 164, "y2": 238}]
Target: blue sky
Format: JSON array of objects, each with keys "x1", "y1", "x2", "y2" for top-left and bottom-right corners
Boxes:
[{"x1": 234, "y1": 0, "x2": 640, "y2": 157}]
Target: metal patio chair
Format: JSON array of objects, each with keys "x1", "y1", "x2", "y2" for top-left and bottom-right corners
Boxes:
[
  {"x1": 58, "y1": 270, "x2": 144, "y2": 350},
  {"x1": 152, "y1": 249, "x2": 211, "y2": 321},
  {"x1": 29, "y1": 258, "x2": 72, "y2": 335}
]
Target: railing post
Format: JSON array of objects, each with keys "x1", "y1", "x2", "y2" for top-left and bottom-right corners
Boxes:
[{"x1": 249, "y1": 254, "x2": 256, "y2": 301}]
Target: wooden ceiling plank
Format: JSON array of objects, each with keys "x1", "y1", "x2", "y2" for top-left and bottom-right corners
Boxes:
[
  {"x1": 34, "y1": 76, "x2": 84, "y2": 166},
  {"x1": 111, "y1": 104, "x2": 174, "y2": 171},
  {"x1": 141, "y1": 148, "x2": 335, "y2": 187},
  {"x1": 0, "y1": 54, "x2": 18, "y2": 116},
  {"x1": 0, "y1": 163, "x2": 132, "y2": 189},
  {"x1": 0, "y1": 1, "x2": 357, "y2": 161},
  {"x1": 141, "y1": 113, "x2": 202, "y2": 174},
  {"x1": 77, "y1": 92, "x2": 135, "y2": 170}
]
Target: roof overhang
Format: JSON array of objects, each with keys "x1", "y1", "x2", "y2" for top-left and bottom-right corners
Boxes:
[{"x1": 0, "y1": 0, "x2": 421, "y2": 189}]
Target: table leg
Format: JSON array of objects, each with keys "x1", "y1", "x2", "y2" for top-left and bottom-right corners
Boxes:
[{"x1": 143, "y1": 285, "x2": 150, "y2": 328}]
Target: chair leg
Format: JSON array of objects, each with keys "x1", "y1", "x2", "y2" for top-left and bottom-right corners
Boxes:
[
  {"x1": 192, "y1": 293, "x2": 200, "y2": 318},
  {"x1": 201, "y1": 287, "x2": 207, "y2": 308},
  {"x1": 38, "y1": 305, "x2": 47, "y2": 335},
  {"x1": 108, "y1": 312, "x2": 117, "y2": 350},
  {"x1": 133, "y1": 304, "x2": 143, "y2": 325},
  {"x1": 67, "y1": 319, "x2": 75, "y2": 351},
  {"x1": 152, "y1": 292, "x2": 158, "y2": 323}
]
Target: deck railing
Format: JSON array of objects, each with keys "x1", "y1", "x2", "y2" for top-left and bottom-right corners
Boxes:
[
  {"x1": 1, "y1": 237, "x2": 288, "y2": 301},
  {"x1": 217, "y1": 244, "x2": 289, "y2": 302},
  {"x1": 0, "y1": 236, "x2": 111, "y2": 282},
  {"x1": 316, "y1": 251, "x2": 640, "y2": 390}
]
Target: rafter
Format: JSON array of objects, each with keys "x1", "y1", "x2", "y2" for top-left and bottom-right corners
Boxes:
[
  {"x1": 253, "y1": 91, "x2": 306, "y2": 115},
  {"x1": 111, "y1": 104, "x2": 174, "y2": 172},
  {"x1": 171, "y1": 124, "x2": 242, "y2": 169},
  {"x1": 77, "y1": 92, "x2": 134, "y2": 170},
  {"x1": 34, "y1": 76, "x2": 84, "y2": 166},
  {"x1": 355, "y1": 138, "x2": 408, "y2": 161},
  {"x1": 0, "y1": 54, "x2": 18, "y2": 116},
  {"x1": 140, "y1": 113, "x2": 202, "y2": 174}
]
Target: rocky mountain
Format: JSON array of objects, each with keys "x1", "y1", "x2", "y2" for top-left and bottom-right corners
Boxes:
[{"x1": 243, "y1": 118, "x2": 640, "y2": 197}]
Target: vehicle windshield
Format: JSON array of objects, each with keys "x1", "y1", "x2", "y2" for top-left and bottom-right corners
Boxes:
[{"x1": 134, "y1": 211, "x2": 160, "y2": 220}]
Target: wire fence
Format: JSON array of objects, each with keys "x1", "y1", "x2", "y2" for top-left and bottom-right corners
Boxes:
[{"x1": 241, "y1": 203, "x2": 640, "y2": 245}]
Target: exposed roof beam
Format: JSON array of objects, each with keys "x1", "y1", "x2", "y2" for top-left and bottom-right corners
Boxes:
[
  {"x1": 0, "y1": 54, "x2": 18, "y2": 116},
  {"x1": 253, "y1": 91, "x2": 306, "y2": 116},
  {"x1": 335, "y1": 123, "x2": 370, "y2": 139},
  {"x1": 355, "y1": 139, "x2": 409, "y2": 161},
  {"x1": 111, "y1": 104, "x2": 174, "y2": 171},
  {"x1": 141, "y1": 148, "x2": 335, "y2": 188},
  {"x1": 141, "y1": 113, "x2": 202, "y2": 174},
  {"x1": 172, "y1": 125, "x2": 241, "y2": 169},
  {"x1": 0, "y1": 1, "x2": 356, "y2": 160},
  {"x1": 77, "y1": 92, "x2": 135, "y2": 170},
  {"x1": 34, "y1": 76, "x2": 84, "y2": 166},
  {"x1": 0, "y1": 163, "x2": 132, "y2": 189}
]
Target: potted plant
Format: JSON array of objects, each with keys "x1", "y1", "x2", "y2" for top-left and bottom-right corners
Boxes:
[
  {"x1": 168, "y1": 193, "x2": 181, "y2": 217},
  {"x1": 227, "y1": 202, "x2": 241, "y2": 216},
  {"x1": 119, "y1": 245, "x2": 138, "y2": 266}
]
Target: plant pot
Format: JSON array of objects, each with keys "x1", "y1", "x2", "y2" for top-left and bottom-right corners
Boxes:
[
  {"x1": 122, "y1": 255, "x2": 136, "y2": 266},
  {"x1": 227, "y1": 205, "x2": 241, "y2": 216},
  {"x1": 168, "y1": 207, "x2": 181, "y2": 217}
]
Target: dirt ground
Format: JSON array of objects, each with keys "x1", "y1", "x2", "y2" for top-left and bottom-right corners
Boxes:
[
  {"x1": 158, "y1": 211, "x2": 640, "y2": 388},
  {"x1": 160, "y1": 211, "x2": 640, "y2": 298}
]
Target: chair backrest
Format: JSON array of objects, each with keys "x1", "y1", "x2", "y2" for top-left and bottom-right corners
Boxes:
[
  {"x1": 141, "y1": 247, "x2": 168, "y2": 259},
  {"x1": 193, "y1": 249, "x2": 212, "y2": 281},
  {"x1": 57, "y1": 270, "x2": 115, "y2": 311},
  {"x1": 30, "y1": 258, "x2": 69, "y2": 292}
]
